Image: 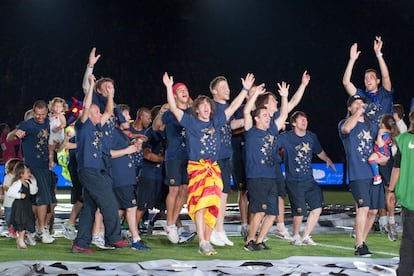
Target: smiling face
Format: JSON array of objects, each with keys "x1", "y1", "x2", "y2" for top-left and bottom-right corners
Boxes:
[
  {"x1": 173, "y1": 85, "x2": 190, "y2": 106},
  {"x1": 364, "y1": 71, "x2": 380, "y2": 92},
  {"x1": 212, "y1": 79, "x2": 230, "y2": 103}
]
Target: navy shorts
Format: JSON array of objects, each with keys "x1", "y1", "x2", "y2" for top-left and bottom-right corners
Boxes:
[
  {"x1": 286, "y1": 179, "x2": 323, "y2": 216},
  {"x1": 231, "y1": 135, "x2": 246, "y2": 191},
  {"x1": 218, "y1": 158, "x2": 232, "y2": 194},
  {"x1": 349, "y1": 178, "x2": 385, "y2": 209},
  {"x1": 275, "y1": 164, "x2": 286, "y2": 198},
  {"x1": 68, "y1": 156, "x2": 83, "y2": 204},
  {"x1": 114, "y1": 185, "x2": 137, "y2": 209},
  {"x1": 136, "y1": 177, "x2": 163, "y2": 211},
  {"x1": 246, "y1": 178, "x2": 279, "y2": 216},
  {"x1": 165, "y1": 159, "x2": 188, "y2": 186},
  {"x1": 379, "y1": 155, "x2": 394, "y2": 187},
  {"x1": 31, "y1": 168, "x2": 57, "y2": 206}
]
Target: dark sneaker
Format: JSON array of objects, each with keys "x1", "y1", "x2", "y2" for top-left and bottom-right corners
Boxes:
[
  {"x1": 112, "y1": 239, "x2": 129, "y2": 248},
  {"x1": 72, "y1": 244, "x2": 94, "y2": 254},
  {"x1": 387, "y1": 224, "x2": 398, "y2": 242},
  {"x1": 244, "y1": 240, "x2": 261, "y2": 251},
  {"x1": 354, "y1": 242, "x2": 372, "y2": 257},
  {"x1": 256, "y1": 242, "x2": 271, "y2": 250},
  {"x1": 178, "y1": 232, "x2": 197, "y2": 244},
  {"x1": 131, "y1": 240, "x2": 151, "y2": 250}
]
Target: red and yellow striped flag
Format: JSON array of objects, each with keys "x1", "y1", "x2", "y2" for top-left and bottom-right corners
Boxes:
[{"x1": 187, "y1": 159, "x2": 223, "y2": 229}]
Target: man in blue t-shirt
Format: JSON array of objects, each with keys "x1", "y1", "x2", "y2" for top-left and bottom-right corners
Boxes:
[
  {"x1": 279, "y1": 111, "x2": 335, "y2": 246},
  {"x1": 243, "y1": 83, "x2": 289, "y2": 251},
  {"x1": 339, "y1": 94, "x2": 385, "y2": 257},
  {"x1": 343, "y1": 36, "x2": 394, "y2": 126},
  {"x1": 9, "y1": 100, "x2": 56, "y2": 244}
]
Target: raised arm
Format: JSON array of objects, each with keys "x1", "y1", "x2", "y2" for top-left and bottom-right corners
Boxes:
[
  {"x1": 225, "y1": 73, "x2": 255, "y2": 120},
  {"x1": 82, "y1": 47, "x2": 101, "y2": 94},
  {"x1": 152, "y1": 103, "x2": 169, "y2": 131},
  {"x1": 163, "y1": 72, "x2": 184, "y2": 122},
  {"x1": 243, "y1": 84, "x2": 266, "y2": 131},
  {"x1": 342, "y1": 43, "x2": 360, "y2": 96},
  {"x1": 274, "y1": 81, "x2": 290, "y2": 130},
  {"x1": 80, "y1": 74, "x2": 95, "y2": 123},
  {"x1": 374, "y1": 36, "x2": 392, "y2": 91},
  {"x1": 340, "y1": 104, "x2": 365, "y2": 134},
  {"x1": 101, "y1": 86, "x2": 114, "y2": 125},
  {"x1": 287, "y1": 70, "x2": 310, "y2": 112}
]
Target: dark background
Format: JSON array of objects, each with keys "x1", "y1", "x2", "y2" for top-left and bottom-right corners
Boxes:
[{"x1": 1, "y1": 0, "x2": 413, "y2": 162}]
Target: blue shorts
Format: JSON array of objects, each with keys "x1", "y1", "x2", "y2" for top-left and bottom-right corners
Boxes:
[
  {"x1": 31, "y1": 168, "x2": 57, "y2": 206},
  {"x1": 136, "y1": 177, "x2": 163, "y2": 211},
  {"x1": 286, "y1": 179, "x2": 323, "y2": 216},
  {"x1": 246, "y1": 178, "x2": 278, "y2": 216},
  {"x1": 275, "y1": 164, "x2": 286, "y2": 198},
  {"x1": 165, "y1": 159, "x2": 188, "y2": 186},
  {"x1": 218, "y1": 158, "x2": 232, "y2": 194},
  {"x1": 379, "y1": 155, "x2": 394, "y2": 187},
  {"x1": 114, "y1": 185, "x2": 137, "y2": 209},
  {"x1": 68, "y1": 156, "x2": 83, "y2": 204},
  {"x1": 349, "y1": 178, "x2": 385, "y2": 209},
  {"x1": 231, "y1": 135, "x2": 246, "y2": 191}
]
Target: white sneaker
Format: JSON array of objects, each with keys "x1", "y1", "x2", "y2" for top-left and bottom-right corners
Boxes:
[
  {"x1": 302, "y1": 236, "x2": 317, "y2": 246},
  {"x1": 24, "y1": 232, "x2": 37, "y2": 246},
  {"x1": 165, "y1": 224, "x2": 179, "y2": 244},
  {"x1": 290, "y1": 235, "x2": 302, "y2": 246},
  {"x1": 63, "y1": 221, "x2": 77, "y2": 241},
  {"x1": 275, "y1": 228, "x2": 293, "y2": 241},
  {"x1": 41, "y1": 230, "x2": 55, "y2": 244},
  {"x1": 218, "y1": 231, "x2": 234, "y2": 246},
  {"x1": 210, "y1": 230, "x2": 225, "y2": 246},
  {"x1": 91, "y1": 234, "x2": 115, "y2": 249}
]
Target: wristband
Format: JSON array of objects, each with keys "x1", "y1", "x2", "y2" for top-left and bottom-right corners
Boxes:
[
  {"x1": 376, "y1": 53, "x2": 383, "y2": 58},
  {"x1": 242, "y1": 87, "x2": 249, "y2": 93}
]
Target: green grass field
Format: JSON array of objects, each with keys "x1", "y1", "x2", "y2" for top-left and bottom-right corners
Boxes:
[{"x1": 0, "y1": 189, "x2": 400, "y2": 262}]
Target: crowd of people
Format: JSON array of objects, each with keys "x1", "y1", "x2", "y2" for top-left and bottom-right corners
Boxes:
[{"x1": 0, "y1": 36, "x2": 413, "y2": 272}]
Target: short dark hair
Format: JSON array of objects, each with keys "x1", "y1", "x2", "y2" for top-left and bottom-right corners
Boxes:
[
  {"x1": 209, "y1": 76, "x2": 227, "y2": 93},
  {"x1": 255, "y1": 92, "x2": 277, "y2": 109},
  {"x1": 95, "y1": 77, "x2": 114, "y2": 92},
  {"x1": 290, "y1": 111, "x2": 307, "y2": 126},
  {"x1": 33, "y1": 100, "x2": 48, "y2": 110},
  {"x1": 365, "y1": 68, "x2": 380, "y2": 79},
  {"x1": 393, "y1": 104, "x2": 405, "y2": 120}
]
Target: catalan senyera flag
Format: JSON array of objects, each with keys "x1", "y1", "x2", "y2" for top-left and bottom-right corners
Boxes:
[{"x1": 187, "y1": 159, "x2": 223, "y2": 229}]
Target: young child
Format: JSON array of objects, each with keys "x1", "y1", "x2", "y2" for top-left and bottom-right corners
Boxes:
[
  {"x1": 7, "y1": 163, "x2": 38, "y2": 249},
  {"x1": 2, "y1": 158, "x2": 22, "y2": 238},
  {"x1": 48, "y1": 97, "x2": 69, "y2": 169},
  {"x1": 368, "y1": 114, "x2": 399, "y2": 185}
]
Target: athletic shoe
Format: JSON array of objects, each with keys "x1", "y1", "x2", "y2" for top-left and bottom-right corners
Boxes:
[
  {"x1": 218, "y1": 231, "x2": 234, "y2": 246},
  {"x1": 112, "y1": 239, "x2": 129, "y2": 248},
  {"x1": 354, "y1": 242, "x2": 372, "y2": 257},
  {"x1": 240, "y1": 224, "x2": 249, "y2": 242},
  {"x1": 63, "y1": 221, "x2": 77, "y2": 241},
  {"x1": 382, "y1": 223, "x2": 390, "y2": 233},
  {"x1": 256, "y1": 242, "x2": 271, "y2": 250},
  {"x1": 373, "y1": 175, "x2": 382, "y2": 185},
  {"x1": 275, "y1": 228, "x2": 293, "y2": 241},
  {"x1": 24, "y1": 232, "x2": 37, "y2": 246},
  {"x1": 290, "y1": 235, "x2": 303, "y2": 246},
  {"x1": 146, "y1": 222, "x2": 154, "y2": 235},
  {"x1": 210, "y1": 230, "x2": 225, "y2": 246},
  {"x1": 387, "y1": 224, "x2": 398, "y2": 242},
  {"x1": 91, "y1": 235, "x2": 115, "y2": 249},
  {"x1": 165, "y1": 224, "x2": 179, "y2": 244},
  {"x1": 7, "y1": 227, "x2": 17, "y2": 239},
  {"x1": 16, "y1": 238, "x2": 27, "y2": 249},
  {"x1": 198, "y1": 241, "x2": 217, "y2": 256},
  {"x1": 178, "y1": 232, "x2": 197, "y2": 244},
  {"x1": 71, "y1": 244, "x2": 94, "y2": 254},
  {"x1": 244, "y1": 240, "x2": 261, "y2": 251},
  {"x1": 302, "y1": 236, "x2": 317, "y2": 246},
  {"x1": 41, "y1": 230, "x2": 55, "y2": 244},
  {"x1": 131, "y1": 240, "x2": 151, "y2": 250}
]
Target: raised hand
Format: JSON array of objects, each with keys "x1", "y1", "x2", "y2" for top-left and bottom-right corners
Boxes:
[
  {"x1": 374, "y1": 36, "x2": 383, "y2": 55},
  {"x1": 277, "y1": 81, "x2": 290, "y2": 97},
  {"x1": 163, "y1": 72, "x2": 174, "y2": 88},
  {"x1": 241, "y1": 73, "x2": 255, "y2": 90},
  {"x1": 88, "y1": 74, "x2": 96, "y2": 86},
  {"x1": 349, "y1": 43, "x2": 361, "y2": 60},
  {"x1": 88, "y1": 47, "x2": 101, "y2": 67},
  {"x1": 301, "y1": 70, "x2": 311, "y2": 86}
]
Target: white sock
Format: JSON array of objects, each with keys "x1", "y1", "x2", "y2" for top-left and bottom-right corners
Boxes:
[
  {"x1": 276, "y1": 223, "x2": 285, "y2": 230},
  {"x1": 379, "y1": 216, "x2": 388, "y2": 227},
  {"x1": 389, "y1": 216, "x2": 395, "y2": 225}
]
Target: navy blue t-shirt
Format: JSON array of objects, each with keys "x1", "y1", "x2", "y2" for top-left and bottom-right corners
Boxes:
[
  {"x1": 179, "y1": 110, "x2": 227, "y2": 162},
  {"x1": 162, "y1": 109, "x2": 189, "y2": 161},
  {"x1": 111, "y1": 127, "x2": 136, "y2": 187},
  {"x1": 75, "y1": 119, "x2": 104, "y2": 171},
  {"x1": 92, "y1": 92, "x2": 126, "y2": 124},
  {"x1": 278, "y1": 130, "x2": 322, "y2": 182},
  {"x1": 338, "y1": 118, "x2": 378, "y2": 181},
  {"x1": 129, "y1": 126, "x2": 146, "y2": 169},
  {"x1": 140, "y1": 128, "x2": 165, "y2": 180},
  {"x1": 215, "y1": 101, "x2": 233, "y2": 159},
  {"x1": 18, "y1": 118, "x2": 50, "y2": 169},
  {"x1": 244, "y1": 123, "x2": 279, "y2": 179},
  {"x1": 356, "y1": 86, "x2": 393, "y2": 125}
]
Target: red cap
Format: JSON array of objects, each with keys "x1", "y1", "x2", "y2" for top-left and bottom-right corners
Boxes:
[{"x1": 172, "y1": 83, "x2": 187, "y2": 94}]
